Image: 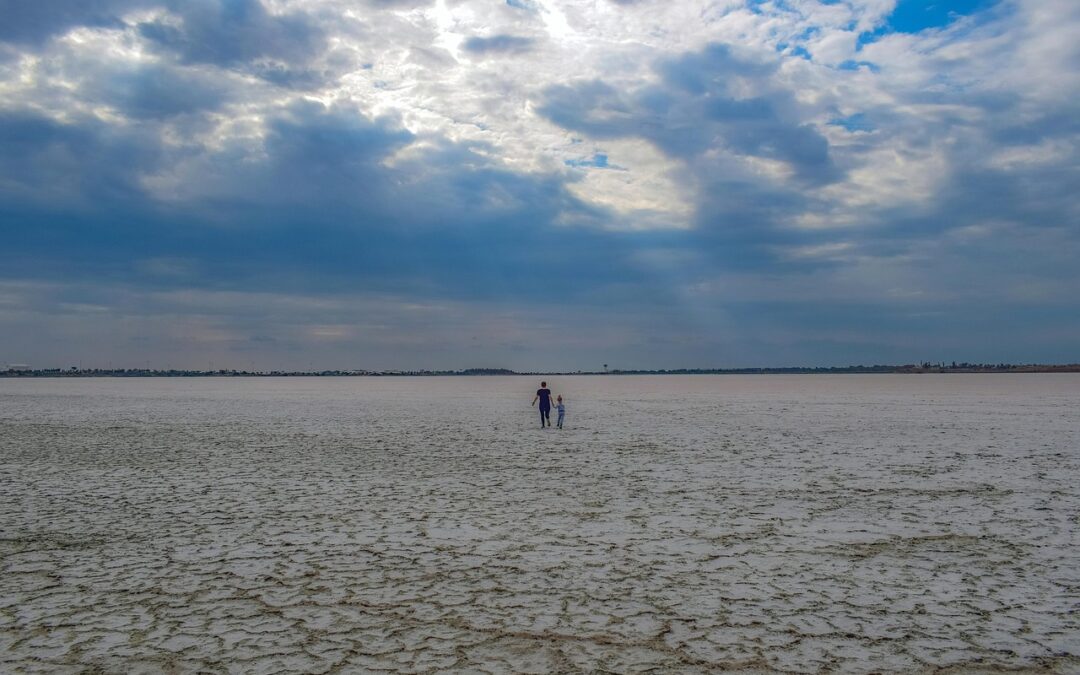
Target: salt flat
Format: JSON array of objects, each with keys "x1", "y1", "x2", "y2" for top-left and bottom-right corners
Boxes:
[{"x1": 1, "y1": 375, "x2": 1078, "y2": 673}]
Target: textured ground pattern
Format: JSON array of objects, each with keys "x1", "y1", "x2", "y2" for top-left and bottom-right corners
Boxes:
[{"x1": 2, "y1": 375, "x2": 1079, "y2": 673}]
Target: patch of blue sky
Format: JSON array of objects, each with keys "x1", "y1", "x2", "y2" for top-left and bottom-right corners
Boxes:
[
  {"x1": 859, "y1": 0, "x2": 1001, "y2": 47},
  {"x1": 837, "y1": 60, "x2": 880, "y2": 73},
  {"x1": 506, "y1": 0, "x2": 539, "y2": 12},
  {"x1": 856, "y1": 27, "x2": 887, "y2": 49},
  {"x1": 565, "y1": 153, "x2": 620, "y2": 169},
  {"x1": 887, "y1": 0, "x2": 999, "y2": 33},
  {"x1": 747, "y1": 0, "x2": 768, "y2": 15},
  {"x1": 776, "y1": 26, "x2": 821, "y2": 61},
  {"x1": 748, "y1": 0, "x2": 807, "y2": 17},
  {"x1": 790, "y1": 46, "x2": 812, "y2": 61},
  {"x1": 828, "y1": 113, "x2": 874, "y2": 132}
]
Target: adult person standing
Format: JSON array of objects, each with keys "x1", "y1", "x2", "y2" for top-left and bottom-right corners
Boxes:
[{"x1": 532, "y1": 381, "x2": 554, "y2": 428}]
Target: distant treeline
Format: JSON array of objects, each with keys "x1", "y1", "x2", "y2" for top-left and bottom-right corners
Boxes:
[
  {"x1": 3, "y1": 363, "x2": 1080, "y2": 377},
  {"x1": 603, "y1": 363, "x2": 1080, "y2": 374},
  {"x1": 0, "y1": 367, "x2": 523, "y2": 378}
]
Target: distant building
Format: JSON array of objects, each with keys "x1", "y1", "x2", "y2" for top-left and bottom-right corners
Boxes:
[{"x1": 6, "y1": 364, "x2": 31, "y2": 371}]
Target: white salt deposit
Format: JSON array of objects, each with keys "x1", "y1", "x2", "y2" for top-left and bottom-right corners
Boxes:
[{"x1": 1, "y1": 375, "x2": 1078, "y2": 673}]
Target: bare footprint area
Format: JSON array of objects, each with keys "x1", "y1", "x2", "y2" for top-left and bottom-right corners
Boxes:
[{"x1": 2, "y1": 375, "x2": 1078, "y2": 673}]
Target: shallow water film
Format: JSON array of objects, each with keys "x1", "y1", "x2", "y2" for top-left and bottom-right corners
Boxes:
[{"x1": 2, "y1": 375, "x2": 1079, "y2": 673}]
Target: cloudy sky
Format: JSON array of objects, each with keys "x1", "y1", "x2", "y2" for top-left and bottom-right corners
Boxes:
[{"x1": 1, "y1": 0, "x2": 1077, "y2": 371}]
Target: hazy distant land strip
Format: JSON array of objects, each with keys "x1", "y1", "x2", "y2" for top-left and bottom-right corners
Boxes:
[{"x1": 4, "y1": 363, "x2": 1080, "y2": 377}]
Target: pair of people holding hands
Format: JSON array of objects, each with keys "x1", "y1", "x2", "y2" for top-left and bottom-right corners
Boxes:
[{"x1": 531, "y1": 381, "x2": 565, "y2": 429}]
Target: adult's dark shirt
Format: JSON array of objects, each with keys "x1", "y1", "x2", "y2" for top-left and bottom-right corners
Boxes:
[{"x1": 536, "y1": 388, "x2": 552, "y2": 409}]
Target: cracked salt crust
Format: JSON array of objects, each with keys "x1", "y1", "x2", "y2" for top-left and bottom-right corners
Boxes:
[{"x1": 1, "y1": 374, "x2": 1078, "y2": 673}]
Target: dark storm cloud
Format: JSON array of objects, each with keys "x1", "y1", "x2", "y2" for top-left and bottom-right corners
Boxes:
[
  {"x1": 0, "y1": 110, "x2": 162, "y2": 207},
  {"x1": 990, "y1": 109, "x2": 1080, "y2": 147},
  {"x1": 137, "y1": 0, "x2": 327, "y2": 86},
  {"x1": 105, "y1": 64, "x2": 232, "y2": 119},
  {"x1": 184, "y1": 104, "x2": 652, "y2": 301},
  {"x1": 0, "y1": 0, "x2": 152, "y2": 45},
  {"x1": 463, "y1": 35, "x2": 536, "y2": 55},
  {"x1": 0, "y1": 101, "x2": 654, "y2": 305},
  {"x1": 538, "y1": 43, "x2": 843, "y2": 273},
  {"x1": 254, "y1": 101, "x2": 414, "y2": 207},
  {"x1": 539, "y1": 44, "x2": 840, "y2": 184}
]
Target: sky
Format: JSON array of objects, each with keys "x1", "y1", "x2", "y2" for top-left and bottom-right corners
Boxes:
[{"x1": 0, "y1": 0, "x2": 1078, "y2": 371}]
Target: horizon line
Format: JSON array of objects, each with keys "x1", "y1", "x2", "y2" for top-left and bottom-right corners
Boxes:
[{"x1": 4, "y1": 362, "x2": 1080, "y2": 377}]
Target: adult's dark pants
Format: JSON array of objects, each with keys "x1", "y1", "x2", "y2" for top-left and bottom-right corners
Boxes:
[{"x1": 539, "y1": 405, "x2": 551, "y2": 427}]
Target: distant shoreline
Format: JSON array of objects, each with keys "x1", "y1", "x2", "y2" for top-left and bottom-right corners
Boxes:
[{"x1": 3, "y1": 364, "x2": 1079, "y2": 377}]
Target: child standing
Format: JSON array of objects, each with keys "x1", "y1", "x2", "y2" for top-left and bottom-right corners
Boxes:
[{"x1": 556, "y1": 395, "x2": 565, "y2": 429}]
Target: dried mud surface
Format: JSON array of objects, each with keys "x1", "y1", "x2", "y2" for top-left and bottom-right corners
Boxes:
[{"x1": 1, "y1": 375, "x2": 1078, "y2": 673}]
